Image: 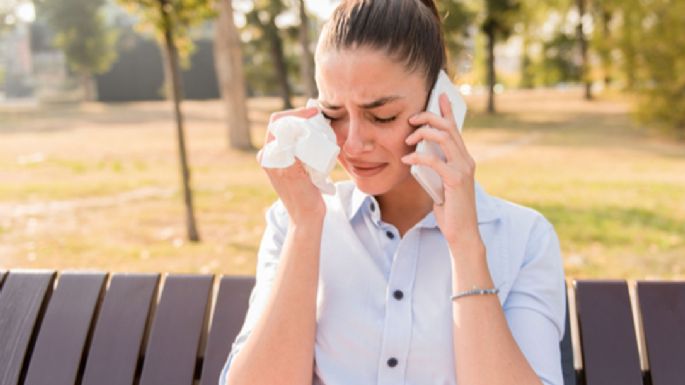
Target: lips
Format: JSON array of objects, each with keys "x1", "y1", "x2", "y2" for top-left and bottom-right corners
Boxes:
[{"x1": 348, "y1": 161, "x2": 388, "y2": 177}]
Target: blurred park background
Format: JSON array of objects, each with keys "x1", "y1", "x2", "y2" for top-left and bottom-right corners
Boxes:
[{"x1": 0, "y1": 0, "x2": 683, "y2": 279}]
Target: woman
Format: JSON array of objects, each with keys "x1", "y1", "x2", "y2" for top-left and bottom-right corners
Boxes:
[{"x1": 220, "y1": 1, "x2": 566, "y2": 384}]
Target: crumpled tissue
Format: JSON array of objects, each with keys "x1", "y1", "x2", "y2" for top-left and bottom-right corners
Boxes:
[{"x1": 260, "y1": 99, "x2": 340, "y2": 194}]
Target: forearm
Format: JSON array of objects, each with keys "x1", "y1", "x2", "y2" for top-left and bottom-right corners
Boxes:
[
  {"x1": 450, "y1": 242, "x2": 542, "y2": 385},
  {"x1": 226, "y1": 218, "x2": 323, "y2": 385}
]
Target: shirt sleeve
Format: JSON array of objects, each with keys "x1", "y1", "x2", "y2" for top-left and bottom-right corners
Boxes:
[
  {"x1": 218, "y1": 201, "x2": 289, "y2": 385},
  {"x1": 502, "y1": 215, "x2": 566, "y2": 385}
]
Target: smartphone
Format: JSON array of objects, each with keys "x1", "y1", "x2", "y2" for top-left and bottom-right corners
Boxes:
[{"x1": 410, "y1": 70, "x2": 467, "y2": 205}]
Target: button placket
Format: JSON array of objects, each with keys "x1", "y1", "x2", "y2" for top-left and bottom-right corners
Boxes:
[{"x1": 376, "y1": 232, "x2": 420, "y2": 385}]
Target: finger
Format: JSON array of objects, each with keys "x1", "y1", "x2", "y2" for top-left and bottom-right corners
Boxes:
[
  {"x1": 408, "y1": 110, "x2": 453, "y2": 133},
  {"x1": 405, "y1": 127, "x2": 459, "y2": 162},
  {"x1": 400, "y1": 151, "x2": 451, "y2": 180},
  {"x1": 437, "y1": 93, "x2": 472, "y2": 155},
  {"x1": 410, "y1": 96, "x2": 471, "y2": 157}
]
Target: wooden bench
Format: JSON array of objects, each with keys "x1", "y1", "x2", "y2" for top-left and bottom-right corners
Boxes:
[{"x1": 0, "y1": 270, "x2": 683, "y2": 385}]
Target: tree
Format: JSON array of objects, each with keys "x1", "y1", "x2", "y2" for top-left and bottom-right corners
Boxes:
[
  {"x1": 297, "y1": 0, "x2": 316, "y2": 99},
  {"x1": 481, "y1": 0, "x2": 520, "y2": 113},
  {"x1": 436, "y1": 0, "x2": 474, "y2": 76},
  {"x1": 631, "y1": 0, "x2": 685, "y2": 136},
  {"x1": 575, "y1": 0, "x2": 592, "y2": 99},
  {"x1": 245, "y1": 0, "x2": 293, "y2": 109},
  {"x1": 214, "y1": 0, "x2": 252, "y2": 150},
  {"x1": 118, "y1": 0, "x2": 216, "y2": 242},
  {"x1": 37, "y1": 0, "x2": 117, "y2": 100}
]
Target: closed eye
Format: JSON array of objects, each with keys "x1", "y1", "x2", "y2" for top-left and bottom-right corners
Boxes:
[
  {"x1": 373, "y1": 116, "x2": 396, "y2": 124},
  {"x1": 322, "y1": 111, "x2": 340, "y2": 121}
]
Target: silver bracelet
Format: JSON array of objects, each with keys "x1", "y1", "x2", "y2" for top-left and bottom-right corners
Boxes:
[{"x1": 451, "y1": 286, "x2": 499, "y2": 301}]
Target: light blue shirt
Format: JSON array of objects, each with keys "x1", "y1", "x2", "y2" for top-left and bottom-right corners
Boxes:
[{"x1": 219, "y1": 181, "x2": 566, "y2": 385}]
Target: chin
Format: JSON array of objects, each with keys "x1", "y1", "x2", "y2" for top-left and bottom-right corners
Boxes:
[
  {"x1": 347, "y1": 169, "x2": 414, "y2": 197},
  {"x1": 352, "y1": 179, "x2": 392, "y2": 196}
]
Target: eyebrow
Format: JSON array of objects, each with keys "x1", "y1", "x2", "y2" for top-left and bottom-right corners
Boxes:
[{"x1": 320, "y1": 95, "x2": 403, "y2": 110}]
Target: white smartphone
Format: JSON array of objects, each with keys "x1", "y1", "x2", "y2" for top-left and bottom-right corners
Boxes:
[{"x1": 410, "y1": 70, "x2": 467, "y2": 205}]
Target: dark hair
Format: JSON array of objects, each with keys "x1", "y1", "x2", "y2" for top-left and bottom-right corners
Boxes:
[{"x1": 318, "y1": 0, "x2": 446, "y2": 91}]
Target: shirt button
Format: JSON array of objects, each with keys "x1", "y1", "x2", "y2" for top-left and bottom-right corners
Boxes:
[
  {"x1": 393, "y1": 290, "x2": 404, "y2": 300},
  {"x1": 387, "y1": 357, "x2": 398, "y2": 368},
  {"x1": 385, "y1": 230, "x2": 395, "y2": 240}
]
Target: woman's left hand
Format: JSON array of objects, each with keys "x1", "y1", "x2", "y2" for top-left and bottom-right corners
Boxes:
[{"x1": 401, "y1": 93, "x2": 483, "y2": 254}]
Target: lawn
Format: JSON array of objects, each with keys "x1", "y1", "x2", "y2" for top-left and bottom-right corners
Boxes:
[{"x1": 1, "y1": 89, "x2": 683, "y2": 279}]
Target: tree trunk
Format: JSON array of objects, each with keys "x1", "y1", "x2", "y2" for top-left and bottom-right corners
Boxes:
[
  {"x1": 622, "y1": 7, "x2": 637, "y2": 90},
  {"x1": 576, "y1": 0, "x2": 592, "y2": 100},
  {"x1": 267, "y1": 18, "x2": 292, "y2": 109},
  {"x1": 486, "y1": 27, "x2": 496, "y2": 114},
  {"x1": 601, "y1": 9, "x2": 612, "y2": 88},
  {"x1": 81, "y1": 73, "x2": 97, "y2": 101},
  {"x1": 298, "y1": 0, "x2": 317, "y2": 99},
  {"x1": 214, "y1": 0, "x2": 252, "y2": 150},
  {"x1": 160, "y1": 0, "x2": 200, "y2": 242}
]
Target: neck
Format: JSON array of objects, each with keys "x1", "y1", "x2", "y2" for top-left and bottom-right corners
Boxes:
[{"x1": 375, "y1": 176, "x2": 433, "y2": 237}]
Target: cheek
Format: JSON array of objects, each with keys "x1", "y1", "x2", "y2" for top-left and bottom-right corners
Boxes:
[{"x1": 333, "y1": 125, "x2": 347, "y2": 147}]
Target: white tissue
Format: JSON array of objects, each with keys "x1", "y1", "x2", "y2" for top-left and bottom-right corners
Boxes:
[{"x1": 260, "y1": 99, "x2": 340, "y2": 194}]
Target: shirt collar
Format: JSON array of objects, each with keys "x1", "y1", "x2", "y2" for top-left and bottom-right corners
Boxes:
[{"x1": 347, "y1": 181, "x2": 501, "y2": 226}]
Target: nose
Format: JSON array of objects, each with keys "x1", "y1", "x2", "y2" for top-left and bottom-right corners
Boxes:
[{"x1": 342, "y1": 116, "x2": 373, "y2": 157}]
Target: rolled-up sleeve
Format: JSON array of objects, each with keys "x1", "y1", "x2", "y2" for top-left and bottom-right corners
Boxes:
[
  {"x1": 503, "y1": 216, "x2": 566, "y2": 385},
  {"x1": 218, "y1": 201, "x2": 288, "y2": 385}
]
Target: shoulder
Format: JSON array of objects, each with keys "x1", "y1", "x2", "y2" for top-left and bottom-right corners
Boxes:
[
  {"x1": 491, "y1": 195, "x2": 555, "y2": 240},
  {"x1": 477, "y1": 185, "x2": 561, "y2": 271}
]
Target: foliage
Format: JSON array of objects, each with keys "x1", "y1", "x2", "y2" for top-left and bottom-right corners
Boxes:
[
  {"x1": 36, "y1": 0, "x2": 117, "y2": 76},
  {"x1": 539, "y1": 31, "x2": 581, "y2": 86},
  {"x1": 436, "y1": 1, "x2": 474, "y2": 73},
  {"x1": 116, "y1": 0, "x2": 216, "y2": 64},
  {"x1": 630, "y1": 0, "x2": 685, "y2": 135},
  {"x1": 240, "y1": 0, "x2": 301, "y2": 97}
]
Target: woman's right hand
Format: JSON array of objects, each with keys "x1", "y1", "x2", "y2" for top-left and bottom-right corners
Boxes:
[{"x1": 258, "y1": 107, "x2": 326, "y2": 226}]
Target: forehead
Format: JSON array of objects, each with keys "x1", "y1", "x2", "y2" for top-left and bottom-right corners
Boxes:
[{"x1": 315, "y1": 48, "x2": 425, "y2": 103}]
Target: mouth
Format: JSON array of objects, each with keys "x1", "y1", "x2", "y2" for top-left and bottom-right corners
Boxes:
[{"x1": 348, "y1": 162, "x2": 388, "y2": 177}]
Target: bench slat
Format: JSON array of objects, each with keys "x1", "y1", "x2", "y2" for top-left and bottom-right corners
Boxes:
[
  {"x1": 199, "y1": 276, "x2": 255, "y2": 385},
  {"x1": 637, "y1": 281, "x2": 685, "y2": 385},
  {"x1": 575, "y1": 280, "x2": 643, "y2": 385},
  {"x1": 560, "y1": 283, "x2": 577, "y2": 385},
  {"x1": 0, "y1": 271, "x2": 56, "y2": 385},
  {"x1": 81, "y1": 274, "x2": 160, "y2": 385},
  {"x1": 23, "y1": 272, "x2": 107, "y2": 385},
  {"x1": 139, "y1": 275, "x2": 213, "y2": 385}
]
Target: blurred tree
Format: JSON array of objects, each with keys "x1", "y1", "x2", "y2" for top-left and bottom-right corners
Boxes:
[
  {"x1": 297, "y1": 0, "x2": 317, "y2": 98},
  {"x1": 214, "y1": 0, "x2": 252, "y2": 150},
  {"x1": 516, "y1": 0, "x2": 570, "y2": 88},
  {"x1": 590, "y1": 0, "x2": 616, "y2": 89},
  {"x1": 436, "y1": 0, "x2": 474, "y2": 77},
  {"x1": 575, "y1": 0, "x2": 591, "y2": 99},
  {"x1": 118, "y1": 0, "x2": 216, "y2": 242},
  {"x1": 481, "y1": 0, "x2": 520, "y2": 113},
  {"x1": 540, "y1": 31, "x2": 581, "y2": 86},
  {"x1": 632, "y1": 0, "x2": 685, "y2": 136},
  {"x1": 37, "y1": 0, "x2": 117, "y2": 100},
  {"x1": 245, "y1": 0, "x2": 293, "y2": 109}
]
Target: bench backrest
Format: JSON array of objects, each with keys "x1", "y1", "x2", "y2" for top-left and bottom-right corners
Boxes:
[{"x1": 0, "y1": 270, "x2": 683, "y2": 385}]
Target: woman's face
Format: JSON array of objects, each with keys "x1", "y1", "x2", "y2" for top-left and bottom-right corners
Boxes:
[{"x1": 315, "y1": 47, "x2": 429, "y2": 196}]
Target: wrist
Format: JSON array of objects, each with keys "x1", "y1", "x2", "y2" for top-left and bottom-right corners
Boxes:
[{"x1": 448, "y1": 243, "x2": 493, "y2": 292}]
